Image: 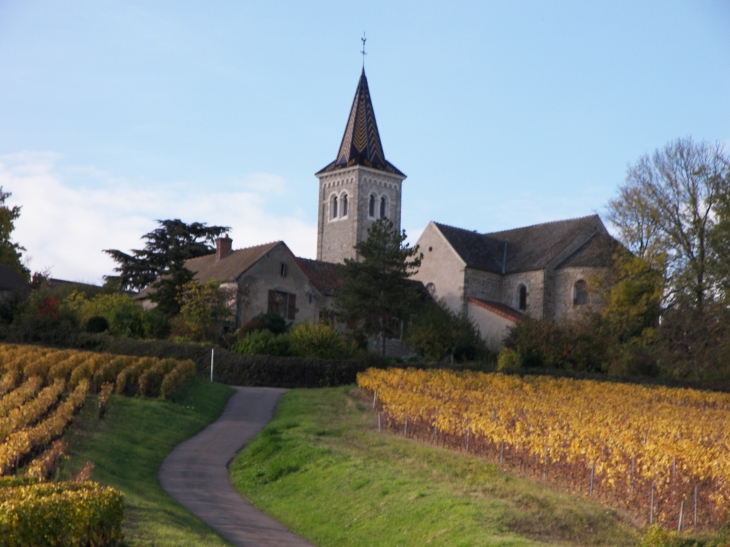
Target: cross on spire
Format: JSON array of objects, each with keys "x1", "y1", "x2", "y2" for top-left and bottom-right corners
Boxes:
[{"x1": 360, "y1": 32, "x2": 367, "y2": 67}]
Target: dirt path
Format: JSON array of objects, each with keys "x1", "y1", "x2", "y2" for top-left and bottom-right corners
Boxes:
[{"x1": 159, "y1": 386, "x2": 316, "y2": 547}]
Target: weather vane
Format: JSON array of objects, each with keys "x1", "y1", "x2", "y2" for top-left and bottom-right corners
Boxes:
[{"x1": 360, "y1": 32, "x2": 367, "y2": 67}]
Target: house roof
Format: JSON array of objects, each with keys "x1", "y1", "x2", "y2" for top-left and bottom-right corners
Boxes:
[
  {"x1": 316, "y1": 69, "x2": 405, "y2": 178},
  {"x1": 434, "y1": 215, "x2": 604, "y2": 274},
  {"x1": 0, "y1": 264, "x2": 29, "y2": 292},
  {"x1": 555, "y1": 232, "x2": 622, "y2": 269},
  {"x1": 184, "y1": 241, "x2": 280, "y2": 284},
  {"x1": 295, "y1": 257, "x2": 342, "y2": 296},
  {"x1": 467, "y1": 297, "x2": 523, "y2": 323}
]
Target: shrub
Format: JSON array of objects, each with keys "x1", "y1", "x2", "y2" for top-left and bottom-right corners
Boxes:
[
  {"x1": 288, "y1": 322, "x2": 347, "y2": 359},
  {"x1": 496, "y1": 347, "x2": 521, "y2": 371},
  {"x1": 138, "y1": 358, "x2": 177, "y2": 397},
  {"x1": 160, "y1": 359, "x2": 196, "y2": 399},
  {"x1": 85, "y1": 315, "x2": 109, "y2": 333},
  {"x1": 407, "y1": 300, "x2": 488, "y2": 362},
  {"x1": 0, "y1": 481, "x2": 124, "y2": 547},
  {"x1": 237, "y1": 312, "x2": 290, "y2": 337},
  {"x1": 231, "y1": 330, "x2": 292, "y2": 357}
]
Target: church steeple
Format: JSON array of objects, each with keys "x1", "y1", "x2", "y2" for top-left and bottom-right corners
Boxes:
[
  {"x1": 315, "y1": 68, "x2": 406, "y2": 264},
  {"x1": 316, "y1": 69, "x2": 405, "y2": 177}
]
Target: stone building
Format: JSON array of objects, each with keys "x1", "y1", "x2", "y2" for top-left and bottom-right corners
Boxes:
[
  {"x1": 315, "y1": 69, "x2": 405, "y2": 263},
  {"x1": 412, "y1": 215, "x2": 620, "y2": 349}
]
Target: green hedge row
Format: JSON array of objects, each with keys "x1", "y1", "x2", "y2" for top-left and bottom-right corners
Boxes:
[{"x1": 0, "y1": 480, "x2": 124, "y2": 547}]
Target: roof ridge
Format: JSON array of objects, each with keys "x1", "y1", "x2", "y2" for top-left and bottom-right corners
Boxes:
[{"x1": 486, "y1": 214, "x2": 597, "y2": 235}]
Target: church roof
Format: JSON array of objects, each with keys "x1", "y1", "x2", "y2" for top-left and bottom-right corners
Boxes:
[
  {"x1": 555, "y1": 232, "x2": 621, "y2": 269},
  {"x1": 316, "y1": 69, "x2": 405, "y2": 177},
  {"x1": 295, "y1": 257, "x2": 342, "y2": 296},
  {"x1": 434, "y1": 215, "x2": 605, "y2": 274}
]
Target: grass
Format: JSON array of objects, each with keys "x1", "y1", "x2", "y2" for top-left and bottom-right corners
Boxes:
[
  {"x1": 230, "y1": 386, "x2": 640, "y2": 547},
  {"x1": 58, "y1": 377, "x2": 236, "y2": 547}
]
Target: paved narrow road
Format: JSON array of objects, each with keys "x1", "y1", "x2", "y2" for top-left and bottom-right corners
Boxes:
[{"x1": 159, "y1": 386, "x2": 316, "y2": 547}]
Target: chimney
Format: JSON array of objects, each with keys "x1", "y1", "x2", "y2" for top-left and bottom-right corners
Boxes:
[{"x1": 216, "y1": 235, "x2": 232, "y2": 262}]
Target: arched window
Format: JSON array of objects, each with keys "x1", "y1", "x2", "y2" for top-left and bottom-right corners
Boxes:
[
  {"x1": 331, "y1": 195, "x2": 338, "y2": 219},
  {"x1": 573, "y1": 280, "x2": 588, "y2": 306},
  {"x1": 369, "y1": 195, "x2": 375, "y2": 217},
  {"x1": 518, "y1": 285, "x2": 527, "y2": 311},
  {"x1": 380, "y1": 197, "x2": 386, "y2": 218},
  {"x1": 342, "y1": 194, "x2": 348, "y2": 217}
]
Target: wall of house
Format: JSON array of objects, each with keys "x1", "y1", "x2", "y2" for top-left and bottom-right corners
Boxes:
[
  {"x1": 552, "y1": 266, "x2": 607, "y2": 323},
  {"x1": 316, "y1": 165, "x2": 404, "y2": 264},
  {"x1": 464, "y1": 268, "x2": 502, "y2": 303},
  {"x1": 235, "y1": 245, "x2": 326, "y2": 327},
  {"x1": 501, "y1": 270, "x2": 545, "y2": 319},
  {"x1": 466, "y1": 300, "x2": 516, "y2": 350},
  {"x1": 412, "y1": 222, "x2": 466, "y2": 314}
]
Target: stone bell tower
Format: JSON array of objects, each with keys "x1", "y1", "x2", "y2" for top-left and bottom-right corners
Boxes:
[{"x1": 315, "y1": 69, "x2": 406, "y2": 263}]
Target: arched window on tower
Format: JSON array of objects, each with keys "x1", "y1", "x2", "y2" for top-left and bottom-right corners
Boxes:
[
  {"x1": 342, "y1": 194, "x2": 348, "y2": 217},
  {"x1": 380, "y1": 197, "x2": 386, "y2": 218},
  {"x1": 331, "y1": 195, "x2": 338, "y2": 219},
  {"x1": 573, "y1": 279, "x2": 588, "y2": 306},
  {"x1": 518, "y1": 285, "x2": 527, "y2": 311},
  {"x1": 369, "y1": 195, "x2": 375, "y2": 217}
]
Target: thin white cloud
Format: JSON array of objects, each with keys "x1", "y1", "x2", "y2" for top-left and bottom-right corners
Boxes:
[{"x1": 0, "y1": 152, "x2": 317, "y2": 284}]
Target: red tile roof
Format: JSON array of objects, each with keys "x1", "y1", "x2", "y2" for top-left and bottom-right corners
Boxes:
[{"x1": 467, "y1": 297, "x2": 523, "y2": 323}]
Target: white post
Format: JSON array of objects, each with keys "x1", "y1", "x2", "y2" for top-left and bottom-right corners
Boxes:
[{"x1": 210, "y1": 348, "x2": 214, "y2": 382}]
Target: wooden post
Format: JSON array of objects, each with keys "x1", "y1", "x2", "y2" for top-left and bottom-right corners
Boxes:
[
  {"x1": 543, "y1": 447, "x2": 548, "y2": 480},
  {"x1": 433, "y1": 424, "x2": 437, "y2": 444},
  {"x1": 500, "y1": 441, "x2": 505, "y2": 464},
  {"x1": 589, "y1": 462, "x2": 595, "y2": 496},
  {"x1": 378, "y1": 412, "x2": 381, "y2": 432},
  {"x1": 694, "y1": 484, "x2": 698, "y2": 526},
  {"x1": 650, "y1": 482, "x2": 655, "y2": 525},
  {"x1": 678, "y1": 500, "x2": 684, "y2": 532},
  {"x1": 672, "y1": 456, "x2": 676, "y2": 482},
  {"x1": 210, "y1": 349, "x2": 214, "y2": 382},
  {"x1": 372, "y1": 390, "x2": 377, "y2": 410},
  {"x1": 465, "y1": 428, "x2": 470, "y2": 454},
  {"x1": 630, "y1": 458, "x2": 635, "y2": 494},
  {"x1": 404, "y1": 414, "x2": 408, "y2": 437}
]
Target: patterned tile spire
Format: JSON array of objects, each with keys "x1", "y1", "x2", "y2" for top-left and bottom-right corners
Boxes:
[{"x1": 316, "y1": 69, "x2": 404, "y2": 176}]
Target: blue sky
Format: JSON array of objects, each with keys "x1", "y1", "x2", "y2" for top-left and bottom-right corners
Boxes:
[{"x1": 1, "y1": 1, "x2": 729, "y2": 283}]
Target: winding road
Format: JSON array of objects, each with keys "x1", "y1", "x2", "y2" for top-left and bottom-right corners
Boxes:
[{"x1": 159, "y1": 386, "x2": 316, "y2": 547}]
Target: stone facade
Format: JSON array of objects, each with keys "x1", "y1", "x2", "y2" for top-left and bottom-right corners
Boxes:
[
  {"x1": 413, "y1": 222, "x2": 466, "y2": 312},
  {"x1": 316, "y1": 165, "x2": 404, "y2": 263}
]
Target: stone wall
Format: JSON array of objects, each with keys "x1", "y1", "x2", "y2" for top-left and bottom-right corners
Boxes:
[
  {"x1": 236, "y1": 244, "x2": 327, "y2": 327},
  {"x1": 467, "y1": 299, "x2": 516, "y2": 350},
  {"x1": 501, "y1": 270, "x2": 545, "y2": 319},
  {"x1": 411, "y1": 222, "x2": 466, "y2": 314},
  {"x1": 316, "y1": 165, "x2": 404, "y2": 264},
  {"x1": 552, "y1": 266, "x2": 607, "y2": 322},
  {"x1": 464, "y1": 268, "x2": 502, "y2": 303}
]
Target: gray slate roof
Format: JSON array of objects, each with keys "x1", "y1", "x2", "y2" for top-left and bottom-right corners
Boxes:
[
  {"x1": 555, "y1": 233, "x2": 621, "y2": 269},
  {"x1": 185, "y1": 241, "x2": 281, "y2": 283},
  {"x1": 435, "y1": 215, "x2": 605, "y2": 274}
]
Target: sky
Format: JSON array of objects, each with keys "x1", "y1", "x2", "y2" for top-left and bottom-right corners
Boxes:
[{"x1": 1, "y1": 1, "x2": 729, "y2": 284}]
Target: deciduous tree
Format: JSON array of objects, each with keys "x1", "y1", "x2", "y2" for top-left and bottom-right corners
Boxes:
[{"x1": 0, "y1": 187, "x2": 29, "y2": 281}]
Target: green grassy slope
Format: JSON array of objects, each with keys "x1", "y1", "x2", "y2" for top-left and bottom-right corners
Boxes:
[
  {"x1": 58, "y1": 377, "x2": 235, "y2": 547},
  {"x1": 230, "y1": 386, "x2": 639, "y2": 547}
]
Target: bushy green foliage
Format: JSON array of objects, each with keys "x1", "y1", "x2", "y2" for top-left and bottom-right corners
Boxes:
[
  {"x1": 170, "y1": 280, "x2": 235, "y2": 343},
  {"x1": 85, "y1": 315, "x2": 109, "y2": 333},
  {"x1": 406, "y1": 300, "x2": 487, "y2": 362},
  {"x1": 496, "y1": 347, "x2": 521, "y2": 371},
  {"x1": 0, "y1": 481, "x2": 124, "y2": 547},
  {"x1": 238, "y1": 312, "x2": 290, "y2": 337},
  {"x1": 231, "y1": 330, "x2": 292, "y2": 357},
  {"x1": 288, "y1": 322, "x2": 349, "y2": 360}
]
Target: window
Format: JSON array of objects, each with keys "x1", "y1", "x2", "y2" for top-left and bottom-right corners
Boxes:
[
  {"x1": 518, "y1": 285, "x2": 527, "y2": 311},
  {"x1": 573, "y1": 280, "x2": 588, "y2": 306},
  {"x1": 369, "y1": 195, "x2": 375, "y2": 217},
  {"x1": 380, "y1": 197, "x2": 386, "y2": 218},
  {"x1": 331, "y1": 195, "x2": 338, "y2": 219},
  {"x1": 342, "y1": 194, "x2": 348, "y2": 217},
  {"x1": 268, "y1": 290, "x2": 297, "y2": 320},
  {"x1": 280, "y1": 263, "x2": 287, "y2": 277}
]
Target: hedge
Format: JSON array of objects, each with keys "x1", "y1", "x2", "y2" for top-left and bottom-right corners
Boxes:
[{"x1": 0, "y1": 481, "x2": 124, "y2": 547}]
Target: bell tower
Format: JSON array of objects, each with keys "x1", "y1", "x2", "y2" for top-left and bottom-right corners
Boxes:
[{"x1": 315, "y1": 69, "x2": 406, "y2": 263}]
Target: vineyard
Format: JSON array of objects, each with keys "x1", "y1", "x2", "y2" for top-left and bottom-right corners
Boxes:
[
  {"x1": 0, "y1": 343, "x2": 197, "y2": 545},
  {"x1": 358, "y1": 368, "x2": 730, "y2": 530}
]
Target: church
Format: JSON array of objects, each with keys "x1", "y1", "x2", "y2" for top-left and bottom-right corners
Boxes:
[{"x1": 163, "y1": 68, "x2": 617, "y2": 350}]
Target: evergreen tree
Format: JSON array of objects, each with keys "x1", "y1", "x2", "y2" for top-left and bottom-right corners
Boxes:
[
  {"x1": 335, "y1": 218, "x2": 421, "y2": 356},
  {"x1": 0, "y1": 188, "x2": 29, "y2": 281}
]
